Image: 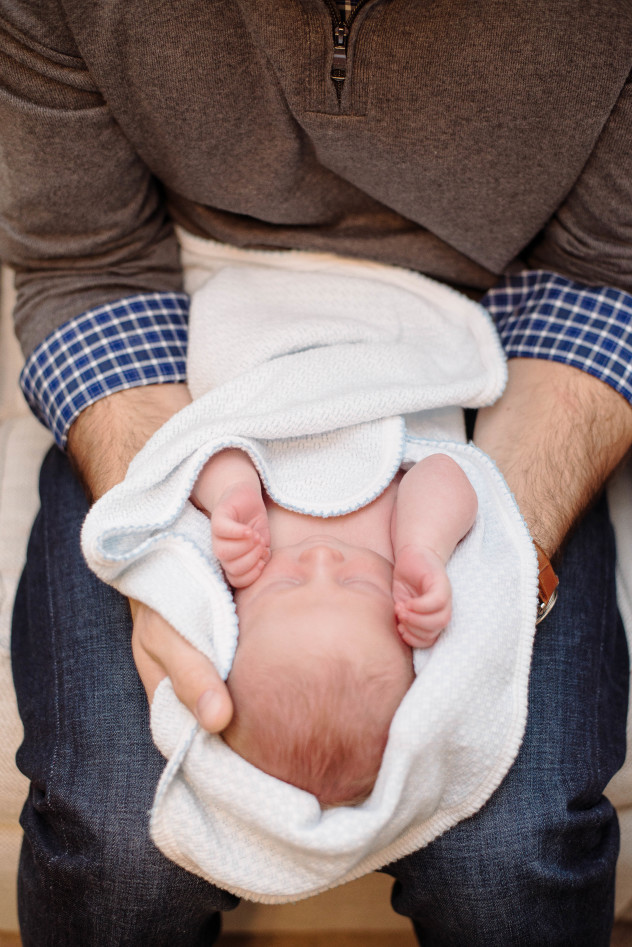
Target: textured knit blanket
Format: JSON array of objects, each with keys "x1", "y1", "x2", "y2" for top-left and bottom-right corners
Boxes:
[{"x1": 82, "y1": 260, "x2": 539, "y2": 903}]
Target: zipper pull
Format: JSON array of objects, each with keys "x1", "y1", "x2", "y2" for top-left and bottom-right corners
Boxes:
[{"x1": 331, "y1": 24, "x2": 349, "y2": 83}]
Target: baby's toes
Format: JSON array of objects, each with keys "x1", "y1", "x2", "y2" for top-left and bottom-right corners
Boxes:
[
  {"x1": 213, "y1": 535, "x2": 258, "y2": 563},
  {"x1": 397, "y1": 621, "x2": 442, "y2": 650},
  {"x1": 392, "y1": 578, "x2": 416, "y2": 607},
  {"x1": 223, "y1": 544, "x2": 269, "y2": 584},
  {"x1": 396, "y1": 600, "x2": 451, "y2": 633},
  {"x1": 226, "y1": 559, "x2": 267, "y2": 589}
]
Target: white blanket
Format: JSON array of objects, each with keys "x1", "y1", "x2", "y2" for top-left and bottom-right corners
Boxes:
[{"x1": 82, "y1": 259, "x2": 539, "y2": 903}]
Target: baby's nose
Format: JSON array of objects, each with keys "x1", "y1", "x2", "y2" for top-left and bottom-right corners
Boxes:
[{"x1": 298, "y1": 543, "x2": 345, "y2": 565}]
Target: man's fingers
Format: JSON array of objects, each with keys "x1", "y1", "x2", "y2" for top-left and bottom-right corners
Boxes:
[
  {"x1": 168, "y1": 645, "x2": 233, "y2": 732},
  {"x1": 131, "y1": 635, "x2": 167, "y2": 703},
  {"x1": 131, "y1": 601, "x2": 233, "y2": 732}
]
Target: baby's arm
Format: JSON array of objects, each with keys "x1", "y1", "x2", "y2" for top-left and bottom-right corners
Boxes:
[
  {"x1": 392, "y1": 453, "x2": 478, "y2": 648},
  {"x1": 191, "y1": 449, "x2": 270, "y2": 588}
]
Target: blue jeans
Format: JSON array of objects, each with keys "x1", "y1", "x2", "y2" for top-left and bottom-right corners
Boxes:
[{"x1": 12, "y1": 447, "x2": 629, "y2": 946}]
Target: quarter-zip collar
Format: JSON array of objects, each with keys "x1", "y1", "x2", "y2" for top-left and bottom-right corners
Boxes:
[{"x1": 323, "y1": 0, "x2": 372, "y2": 92}]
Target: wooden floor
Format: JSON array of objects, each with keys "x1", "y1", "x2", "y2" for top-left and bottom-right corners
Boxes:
[
  {"x1": 1, "y1": 927, "x2": 632, "y2": 946},
  {"x1": 218, "y1": 929, "x2": 632, "y2": 947},
  {"x1": 221, "y1": 937, "x2": 417, "y2": 946},
  {"x1": 0, "y1": 933, "x2": 418, "y2": 947},
  {"x1": 613, "y1": 924, "x2": 632, "y2": 947}
]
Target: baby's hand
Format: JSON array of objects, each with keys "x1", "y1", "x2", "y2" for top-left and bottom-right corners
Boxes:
[
  {"x1": 211, "y1": 482, "x2": 271, "y2": 588},
  {"x1": 392, "y1": 545, "x2": 452, "y2": 649}
]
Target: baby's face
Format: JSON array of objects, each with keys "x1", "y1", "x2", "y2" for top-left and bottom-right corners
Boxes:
[{"x1": 233, "y1": 536, "x2": 414, "y2": 689}]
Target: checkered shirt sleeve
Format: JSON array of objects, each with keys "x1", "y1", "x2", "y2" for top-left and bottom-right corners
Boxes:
[
  {"x1": 482, "y1": 270, "x2": 632, "y2": 404},
  {"x1": 20, "y1": 271, "x2": 632, "y2": 450},
  {"x1": 20, "y1": 293, "x2": 189, "y2": 448}
]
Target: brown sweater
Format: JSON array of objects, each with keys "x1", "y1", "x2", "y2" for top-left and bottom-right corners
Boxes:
[{"x1": 1, "y1": 0, "x2": 631, "y2": 357}]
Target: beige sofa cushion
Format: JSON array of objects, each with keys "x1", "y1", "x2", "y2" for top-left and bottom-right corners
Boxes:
[
  {"x1": 0, "y1": 416, "x2": 52, "y2": 806},
  {"x1": 0, "y1": 415, "x2": 53, "y2": 931},
  {"x1": 0, "y1": 268, "x2": 27, "y2": 423},
  {"x1": 0, "y1": 267, "x2": 53, "y2": 930}
]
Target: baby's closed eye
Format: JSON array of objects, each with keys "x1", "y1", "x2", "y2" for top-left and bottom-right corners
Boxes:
[{"x1": 342, "y1": 578, "x2": 389, "y2": 594}]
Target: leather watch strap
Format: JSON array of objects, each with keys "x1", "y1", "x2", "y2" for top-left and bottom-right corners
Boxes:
[{"x1": 534, "y1": 542, "x2": 559, "y2": 624}]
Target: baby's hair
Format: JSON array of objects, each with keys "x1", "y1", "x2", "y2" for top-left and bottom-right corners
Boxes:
[{"x1": 223, "y1": 653, "x2": 412, "y2": 807}]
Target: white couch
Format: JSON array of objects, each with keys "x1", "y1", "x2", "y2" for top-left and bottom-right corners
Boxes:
[{"x1": 1, "y1": 264, "x2": 632, "y2": 935}]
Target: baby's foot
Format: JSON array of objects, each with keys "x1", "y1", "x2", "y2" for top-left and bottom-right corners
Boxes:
[
  {"x1": 392, "y1": 545, "x2": 452, "y2": 648},
  {"x1": 211, "y1": 482, "x2": 270, "y2": 588}
]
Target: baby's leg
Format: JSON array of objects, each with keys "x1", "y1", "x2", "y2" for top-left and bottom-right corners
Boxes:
[
  {"x1": 392, "y1": 454, "x2": 477, "y2": 648},
  {"x1": 192, "y1": 449, "x2": 270, "y2": 587},
  {"x1": 211, "y1": 481, "x2": 270, "y2": 587},
  {"x1": 392, "y1": 545, "x2": 452, "y2": 648}
]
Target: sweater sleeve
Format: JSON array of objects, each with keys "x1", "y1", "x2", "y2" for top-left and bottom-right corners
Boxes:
[
  {"x1": 525, "y1": 69, "x2": 632, "y2": 294},
  {"x1": 482, "y1": 69, "x2": 632, "y2": 405},
  {"x1": 0, "y1": 3, "x2": 184, "y2": 358}
]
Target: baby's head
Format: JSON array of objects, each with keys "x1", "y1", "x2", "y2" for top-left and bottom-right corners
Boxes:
[{"x1": 223, "y1": 537, "x2": 415, "y2": 806}]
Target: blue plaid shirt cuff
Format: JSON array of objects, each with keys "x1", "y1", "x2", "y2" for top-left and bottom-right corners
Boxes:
[
  {"x1": 482, "y1": 270, "x2": 632, "y2": 404},
  {"x1": 21, "y1": 272, "x2": 632, "y2": 450},
  {"x1": 20, "y1": 293, "x2": 189, "y2": 448}
]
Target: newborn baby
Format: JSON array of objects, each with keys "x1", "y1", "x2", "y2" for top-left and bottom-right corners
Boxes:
[{"x1": 192, "y1": 449, "x2": 477, "y2": 806}]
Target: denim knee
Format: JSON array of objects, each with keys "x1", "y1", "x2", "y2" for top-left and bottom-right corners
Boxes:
[
  {"x1": 387, "y1": 771, "x2": 620, "y2": 943},
  {"x1": 18, "y1": 790, "x2": 232, "y2": 947},
  {"x1": 12, "y1": 448, "x2": 237, "y2": 946}
]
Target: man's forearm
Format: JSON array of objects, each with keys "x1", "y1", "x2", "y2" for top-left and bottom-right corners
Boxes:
[
  {"x1": 67, "y1": 384, "x2": 192, "y2": 502},
  {"x1": 67, "y1": 382, "x2": 233, "y2": 729},
  {"x1": 474, "y1": 359, "x2": 632, "y2": 557}
]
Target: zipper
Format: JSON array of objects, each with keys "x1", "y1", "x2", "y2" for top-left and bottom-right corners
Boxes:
[
  {"x1": 323, "y1": 0, "x2": 371, "y2": 94},
  {"x1": 332, "y1": 23, "x2": 349, "y2": 84}
]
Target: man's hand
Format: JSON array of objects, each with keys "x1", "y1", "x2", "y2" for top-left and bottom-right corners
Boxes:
[
  {"x1": 67, "y1": 384, "x2": 194, "y2": 501},
  {"x1": 130, "y1": 600, "x2": 233, "y2": 731},
  {"x1": 68, "y1": 384, "x2": 233, "y2": 732},
  {"x1": 474, "y1": 359, "x2": 632, "y2": 556}
]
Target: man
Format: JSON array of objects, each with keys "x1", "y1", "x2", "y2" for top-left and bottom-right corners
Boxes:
[{"x1": 2, "y1": 1, "x2": 632, "y2": 943}]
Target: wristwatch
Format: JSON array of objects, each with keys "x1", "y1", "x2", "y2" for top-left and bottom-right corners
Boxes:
[{"x1": 535, "y1": 543, "x2": 559, "y2": 624}]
